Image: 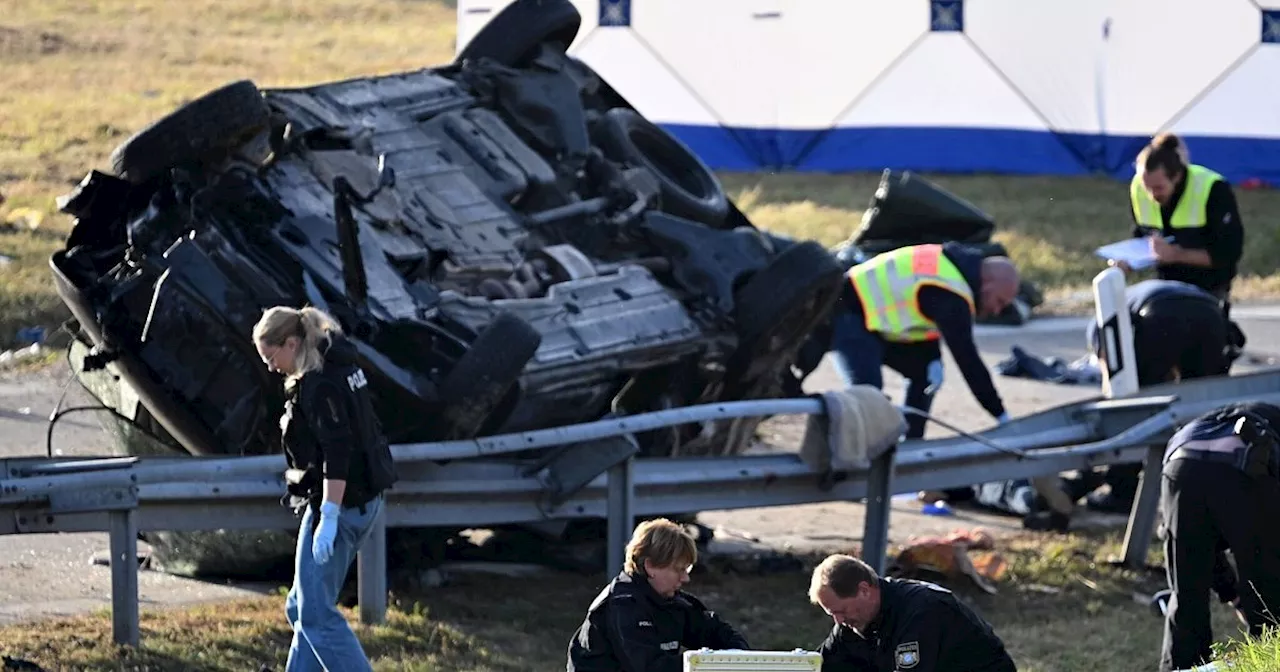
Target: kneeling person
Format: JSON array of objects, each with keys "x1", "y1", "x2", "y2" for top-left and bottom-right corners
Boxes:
[
  {"x1": 567, "y1": 518, "x2": 750, "y2": 671},
  {"x1": 1080, "y1": 278, "x2": 1239, "y2": 514},
  {"x1": 1023, "y1": 278, "x2": 1243, "y2": 531},
  {"x1": 811, "y1": 554, "x2": 1016, "y2": 672}
]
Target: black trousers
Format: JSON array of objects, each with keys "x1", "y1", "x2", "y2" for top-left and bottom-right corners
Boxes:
[
  {"x1": 1159, "y1": 459, "x2": 1280, "y2": 672},
  {"x1": 881, "y1": 340, "x2": 942, "y2": 440},
  {"x1": 827, "y1": 295, "x2": 942, "y2": 440},
  {"x1": 1134, "y1": 295, "x2": 1231, "y2": 385},
  {"x1": 1103, "y1": 296, "x2": 1233, "y2": 502}
]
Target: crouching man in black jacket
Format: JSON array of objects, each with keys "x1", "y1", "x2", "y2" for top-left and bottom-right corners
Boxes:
[
  {"x1": 567, "y1": 518, "x2": 750, "y2": 671},
  {"x1": 810, "y1": 554, "x2": 1016, "y2": 672},
  {"x1": 1157, "y1": 402, "x2": 1280, "y2": 672}
]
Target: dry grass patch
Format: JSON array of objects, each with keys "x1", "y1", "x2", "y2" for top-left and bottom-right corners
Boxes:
[{"x1": 0, "y1": 0, "x2": 458, "y2": 349}]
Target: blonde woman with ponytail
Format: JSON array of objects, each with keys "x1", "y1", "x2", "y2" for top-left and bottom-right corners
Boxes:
[
  {"x1": 255, "y1": 306, "x2": 340, "y2": 386},
  {"x1": 253, "y1": 305, "x2": 397, "y2": 672}
]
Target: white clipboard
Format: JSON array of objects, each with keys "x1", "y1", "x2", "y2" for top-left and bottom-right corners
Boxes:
[{"x1": 1094, "y1": 237, "x2": 1159, "y2": 270}]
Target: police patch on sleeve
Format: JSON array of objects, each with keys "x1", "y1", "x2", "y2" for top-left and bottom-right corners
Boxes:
[{"x1": 895, "y1": 641, "x2": 920, "y2": 669}]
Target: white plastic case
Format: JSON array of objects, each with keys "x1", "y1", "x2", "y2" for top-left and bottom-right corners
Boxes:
[{"x1": 683, "y1": 648, "x2": 823, "y2": 671}]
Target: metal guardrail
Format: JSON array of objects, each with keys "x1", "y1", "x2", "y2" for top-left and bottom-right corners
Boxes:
[{"x1": 3, "y1": 369, "x2": 1280, "y2": 647}]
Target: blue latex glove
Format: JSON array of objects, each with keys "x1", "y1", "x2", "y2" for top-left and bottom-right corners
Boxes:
[
  {"x1": 925, "y1": 359, "x2": 945, "y2": 395},
  {"x1": 312, "y1": 501, "x2": 340, "y2": 565},
  {"x1": 996, "y1": 412, "x2": 1011, "y2": 425}
]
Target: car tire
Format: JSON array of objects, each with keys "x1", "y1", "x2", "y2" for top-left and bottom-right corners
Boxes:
[
  {"x1": 437, "y1": 312, "x2": 542, "y2": 438},
  {"x1": 592, "y1": 107, "x2": 731, "y2": 227},
  {"x1": 456, "y1": 0, "x2": 582, "y2": 68},
  {"x1": 730, "y1": 240, "x2": 845, "y2": 380},
  {"x1": 109, "y1": 79, "x2": 270, "y2": 184}
]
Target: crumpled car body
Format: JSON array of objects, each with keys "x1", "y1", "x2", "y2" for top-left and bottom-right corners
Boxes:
[{"x1": 49, "y1": 0, "x2": 844, "y2": 465}]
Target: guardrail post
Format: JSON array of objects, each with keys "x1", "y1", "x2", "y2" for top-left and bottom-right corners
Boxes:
[
  {"x1": 1121, "y1": 444, "x2": 1165, "y2": 569},
  {"x1": 606, "y1": 455, "x2": 635, "y2": 576},
  {"x1": 108, "y1": 509, "x2": 140, "y2": 647},
  {"x1": 357, "y1": 504, "x2": 388, "y2": 625},
  {"x1": 862, "y1": 448, "x2": 895, "y2": 575}
]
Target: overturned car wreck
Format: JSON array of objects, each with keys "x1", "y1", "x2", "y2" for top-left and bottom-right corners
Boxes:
[{"x1": 49, "y1": 0, "x2": 843, "y2": 574}]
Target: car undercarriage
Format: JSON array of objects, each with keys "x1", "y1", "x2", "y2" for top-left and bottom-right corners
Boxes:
[{"x1": 51, "y1": 0, "x2": 844, "y2": 474}]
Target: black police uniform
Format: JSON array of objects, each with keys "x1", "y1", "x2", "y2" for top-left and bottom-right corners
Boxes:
[
  {"x1": 1076, "y1": 279, "x2": 1239, "y2": 514},
  {"x1": 1158, "y1": 402, "x2": 1280, "y2": 672},
  {"x1": 282, "y1": 332, "x2": 397, "y2": 516},
  {"x1": 818, "y1": 578, "x2": 1016, "y2": 672},
  {"x1": 1085, "y1": 279, "x2": 1234, "y2": 392},
  {"x1": 567, "y1": 571, "x2": 750, "y2": 672}
]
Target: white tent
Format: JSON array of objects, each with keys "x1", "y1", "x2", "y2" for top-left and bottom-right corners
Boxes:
[{"x1": 457, "y1": 0, "x2": 1280, "y2": 184}]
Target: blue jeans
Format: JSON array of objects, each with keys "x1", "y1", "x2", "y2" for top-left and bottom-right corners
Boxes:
[
  {"x1": 828, "y1": 306, "x2": 939, "y2": 439},
  {"x1": 284, "y1": 495, "x2": 384, "y2": 672}
]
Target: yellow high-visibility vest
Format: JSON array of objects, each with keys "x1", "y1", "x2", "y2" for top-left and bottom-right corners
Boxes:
[
  {"x1": 848, "y1": 244, "x2": 975, "y2": 343},
  {"x1": 1130, "y1": 164, "x2": 1224, "y2": 229}
]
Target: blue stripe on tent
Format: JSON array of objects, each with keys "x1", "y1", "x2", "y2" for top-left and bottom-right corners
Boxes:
[
  {"x1": 793, "y1": 127, "x2": 1093, "y2": 176},
  {"x1": 661, "y1": 124, "x2": 1280, "y2": 186},
  {"x1": 663, "y1": 124, "x2": 772, "y2": 172},
  {"x1": 1149, "y1": 135, "x2": 1280, "y2": 186}
]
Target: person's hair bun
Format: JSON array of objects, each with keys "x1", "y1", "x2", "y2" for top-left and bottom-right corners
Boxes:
[{"x1": 1154, "y1": 132, "x2": 1181, "y2": 151}]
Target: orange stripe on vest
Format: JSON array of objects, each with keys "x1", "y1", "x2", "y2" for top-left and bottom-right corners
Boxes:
[{"x1": 912, "y1": 245, "x2": 941, "y2": 276}]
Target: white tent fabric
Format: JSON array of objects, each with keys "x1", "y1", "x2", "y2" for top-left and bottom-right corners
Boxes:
[{"x1": 457, "y1": 0, "x2": 1280, "y2": 183}]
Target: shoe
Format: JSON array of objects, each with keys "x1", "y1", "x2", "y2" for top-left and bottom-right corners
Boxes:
[
  {"x1": 1149, "y1": 588, "x2": 1172, "y2": 617},
  {"x1": 1022, "y1": 510, "x2": 1070, "y2": 533},
  {"x1": 1062, "y1": 475, "x2": 1102, "y2": 502},
  {"x1": 1030, "y1": 477, "x2": 1075, "y2": 516},
  {"x1": 1085, "y1": 491, "x2": 1134, "y2": 514}
]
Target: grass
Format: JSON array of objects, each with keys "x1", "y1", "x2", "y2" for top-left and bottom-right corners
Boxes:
[
  {"x1": 4, "y1": 0, "x2": 1280, "y2": 349},
  {"x1": 0, "y1": 530, "x2": 1261, "y2": 672},
  {"x1": 1220, "y1": 627, "x2": 1280, "y2": 671},
  {"x1": 0, "y1": 0, "x2": 460, "y2": 350}
]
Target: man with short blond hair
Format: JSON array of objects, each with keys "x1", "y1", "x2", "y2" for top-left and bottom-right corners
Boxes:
[
  {"x1": 567, "y1": 518, "x2": 750, "y2": 671},
  {"x1": 810, "y1": 554, "x2": 1016, "y2": 672}
]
